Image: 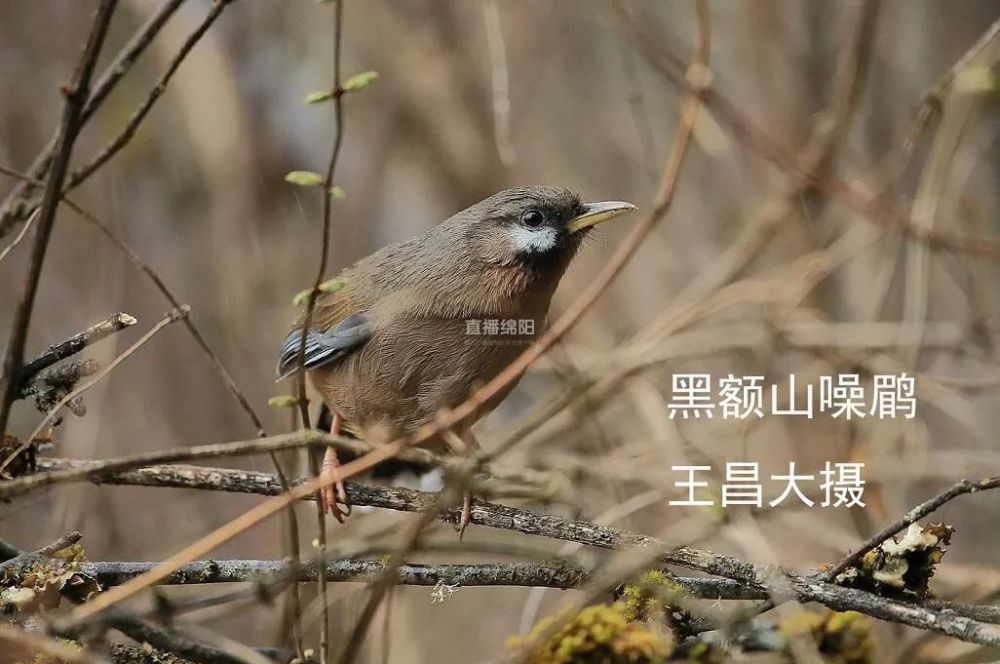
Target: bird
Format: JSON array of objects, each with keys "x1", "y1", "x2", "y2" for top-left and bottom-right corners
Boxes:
[{"x1": 277, "y1": 185, "x2": 636, "y2": 532}]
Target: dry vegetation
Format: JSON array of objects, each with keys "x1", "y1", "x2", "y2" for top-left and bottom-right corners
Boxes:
[{"x1": 2, "y1": 1, "x2": 1000, "y2": 662}]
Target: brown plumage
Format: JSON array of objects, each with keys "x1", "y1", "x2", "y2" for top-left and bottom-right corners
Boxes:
[{"x1": 278, "y1": 185, "x2": 635, "y2": 518}]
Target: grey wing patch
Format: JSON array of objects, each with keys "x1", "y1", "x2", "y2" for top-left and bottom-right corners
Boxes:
[{"x1": 276, "y1": 312, "x2": 371, "y2": 380}]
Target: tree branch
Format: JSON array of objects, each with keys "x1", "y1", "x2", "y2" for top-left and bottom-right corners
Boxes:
[
  {"x1": 30, "y1": 459, "x2": 1000, "y2": 646},
  {"x1": 40, "y1": 558, "x2": 750, "y2": 600},
  {"x1": 82, "y1": 559, "x2": 589, "y2": 590},
  {"x1": 1, "y1": 432, "x2": 333, "y2": 497},
  {"x1": 4, "y1": 435, "x2": 553, "y2": 500},
  {"x1": 0, "y1": 535, "x2": 259, "y2": 664},
  {"x1": 15, "y1": 312, "x2": 137, "y2": 397}
]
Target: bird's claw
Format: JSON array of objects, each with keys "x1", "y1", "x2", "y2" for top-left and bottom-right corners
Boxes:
[
  {"x1": 321, "y1": 483, "x2": 350, "y2": 523},
  {"x1": 321, "y1": 447, "x2": 351, "y2": 522},
  {"x1": 456, "y1": 491, "x2": 473, "y2": 540}
]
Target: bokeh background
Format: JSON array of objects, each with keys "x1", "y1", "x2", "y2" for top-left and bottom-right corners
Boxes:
[{"x1": 2, "y1": 1, "x2": 1000, "y2": 661}]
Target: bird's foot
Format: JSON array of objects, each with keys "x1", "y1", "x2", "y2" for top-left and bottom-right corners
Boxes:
[
  {"x1": 321, "y1": 446, "x2": 352, "y2": 523},
  {"x1": 456, "y1": 491, "x2": 473, "y2": 540}
]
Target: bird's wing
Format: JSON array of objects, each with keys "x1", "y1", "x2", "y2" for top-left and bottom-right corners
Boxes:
[{"x1": 276, "y1": 285, "x2": 372, "y2": 380}]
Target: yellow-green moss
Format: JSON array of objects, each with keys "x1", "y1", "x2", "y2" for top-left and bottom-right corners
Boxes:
[
  {"x1": 619, "y1": 570, "x2": 695, "y2": 638},
  {"x1": 507, "y1": 603, "x2": 673, "y2": 664},
  {"x1": 781, "y1": 610, "x2": 875, "y2": 664}
]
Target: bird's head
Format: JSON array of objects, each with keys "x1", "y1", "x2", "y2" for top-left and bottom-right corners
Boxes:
[{"x1": 456, "y1": 186, "x2": 636, "y2": 269}]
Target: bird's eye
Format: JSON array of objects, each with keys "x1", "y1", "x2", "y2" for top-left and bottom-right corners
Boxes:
[{"x1": 520, "y1": 209, "x2": 545, "y2": 228}]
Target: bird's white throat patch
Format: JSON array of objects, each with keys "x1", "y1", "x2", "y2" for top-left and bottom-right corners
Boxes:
[{"x1": 508, "y1": 225, "x2": 558, "y2": 254}]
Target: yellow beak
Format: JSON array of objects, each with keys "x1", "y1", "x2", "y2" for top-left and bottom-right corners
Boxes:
[{"x1": 565, "y1": 200, "x2": 637, "y2": 234}]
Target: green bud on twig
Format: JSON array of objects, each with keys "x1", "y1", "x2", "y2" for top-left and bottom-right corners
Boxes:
[
  {"x1": 268, "y1": 395, "x2": 300, "y2": 409},
  {"x1": 292, "y1": 278, "x2": 346, "y2": 306},
  {"x1": 284, "y1": 171, "x2": 324, "y2": 187},
  {"x1": 342, "y1": 70, "x2": 378, "y2": 92}
]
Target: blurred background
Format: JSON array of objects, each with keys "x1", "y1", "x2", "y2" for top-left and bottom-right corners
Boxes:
[{"x1": 2, "y1": 0, "x2": 1000, "y2": 661}]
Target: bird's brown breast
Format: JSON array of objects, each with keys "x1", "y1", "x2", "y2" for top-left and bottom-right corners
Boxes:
[
  {"x1": 310, "y1": 312, "x2": 541, "y2": 441},
  {"x1": 302, "y1": 219, "x2": 568, "y2": 446}
]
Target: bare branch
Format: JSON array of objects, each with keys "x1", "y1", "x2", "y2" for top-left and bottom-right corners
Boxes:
[
  {"x1": 40, "y1": 558, "x2": 746, "y2": 601},
  {"x1": 15, "y1": 312, "x2": 137, "y2": 397},
  {"x1": 77, "y1": 558, "x2": 589, "y2": 590},
  {"x1": 0, "y1": 431, "x2": 334, "y2": 498},
  {"x1": 2, "y1": 432, "x2": 555, "y2": 501}
]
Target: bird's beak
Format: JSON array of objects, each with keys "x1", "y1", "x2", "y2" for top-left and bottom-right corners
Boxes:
[{"x1": 565, "y1": 201, "x2": 637, "y2": 234}]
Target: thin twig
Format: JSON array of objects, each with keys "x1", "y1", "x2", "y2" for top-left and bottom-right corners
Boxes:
[
  {"x1": 0, "y1": 531, "x2": 83, "y2": 574},
  {"x1": 0, "y1": 0, "x2": 187, "y2": 239},
  {"x1": 67, "y1": 0, "x2": 237, "y2": 189},
  {"x1": 0, "y1": 430, "x2": 341, "y2": 498},
  {"x1": 483, "y1": 0, "x2": 516, "y2": 166},
  {"x1": 0, "y1": 207, "x2": 38, "y2": 265},
  {"x1": 0, "y1": 0, "x2": 119, "y2": 438}
]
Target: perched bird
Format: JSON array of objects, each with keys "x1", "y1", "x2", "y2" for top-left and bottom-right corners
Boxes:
[{"x1": 277, "y1": 186, "x2": 635, "y2": 529}]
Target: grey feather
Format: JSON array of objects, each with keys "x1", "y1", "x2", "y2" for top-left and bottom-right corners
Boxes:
[{"x1": 275, "y1": 312, "x2": 371, "y2": 380}]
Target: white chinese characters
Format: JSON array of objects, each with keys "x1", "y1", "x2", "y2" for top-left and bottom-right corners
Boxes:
[
  {"x1": 667, "y1": 373, "x2": 915, "y2": 419},
  {"x1": 670, "y1": 462, "x2": 865, "y2": 508}
]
